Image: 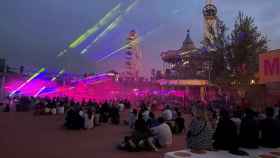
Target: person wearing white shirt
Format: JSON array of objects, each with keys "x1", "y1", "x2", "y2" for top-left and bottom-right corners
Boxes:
[
  {"x1": 57, "y1": 106, "x2": 64, "y2": 114},
  {"x1": 149, "y1": 117, "x2": 173, "y2": 149},
  {"x1": 162, "y1": 106, "x2": 173, "y2": 121},
  {"x1": 128, "y1": 109, "x2": 137, "y2": 128},
  {"x1": 118, "y1": 103, "x2": 124, "y2": 112},
  {"x1": 44, "y1": 107, "x2": 50, "y2": 114},
  {"x1": 79, "y1": 109, "x2": 84, "y2": 117},
  {"x1": 84, "y1": 109, "x2": 94, "y2": 129},
  {"x1": 143, "y1": 109, "x2": 150, "y2": 122}
]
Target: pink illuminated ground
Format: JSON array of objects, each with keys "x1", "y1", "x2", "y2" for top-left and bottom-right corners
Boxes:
[{"x1": 0, "y1": 112, "x2": 189, "y2": 158}]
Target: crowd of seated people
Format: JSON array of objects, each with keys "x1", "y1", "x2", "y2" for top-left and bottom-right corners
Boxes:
[
  {"x1": 1, "y1": 96, "x2": 130, "y2": 130},
  {"x1": 119, "y1": 104, "x2": 185, "y2": 152},
  {"x1": 64, "y1": 106, "x2": 94, "y2": 129},
  {"x1": 62, "y1": 100, "x2": 128, "y2": 129},
  {"x1": 186, "y1": 101, "x2": 280, "y2": 156}
]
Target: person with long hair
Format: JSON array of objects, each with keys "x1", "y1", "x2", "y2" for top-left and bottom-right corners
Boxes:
[
  {"x1": 239, "y1": 108, "x2": 259, "y2": 148},
  {"x1": 186, "y1": 107, "x2": 213, "y2": 150},
  {"x1": 213, "y1": 109, "x2": 248, "y2": 155},
  {"x1": 259, "y1": 107, "x2": 280, "y2": 148},
  {"x1": 174, "y1": 112, "x2": 185, "y2": 134}
]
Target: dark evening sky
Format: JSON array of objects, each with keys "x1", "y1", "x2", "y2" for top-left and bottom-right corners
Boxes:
[{"x1": 0, "y1": 0, "x2": 279, "y2": 76}]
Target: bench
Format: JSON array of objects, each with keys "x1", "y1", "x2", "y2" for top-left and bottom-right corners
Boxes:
[{"x1": 164, "y1": 148, "x2": 280, "y2": 158}]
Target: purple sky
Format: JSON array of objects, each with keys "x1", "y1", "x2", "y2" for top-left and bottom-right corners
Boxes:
[{"x1": 0, "y1": 0, "x2": 279, "y2": 76}]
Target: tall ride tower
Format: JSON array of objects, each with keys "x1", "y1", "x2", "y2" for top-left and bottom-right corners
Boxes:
[
  {"x1": 124, "y1": 30, "x2": 142, "y2": 80},
  {"x1": 203, "y1": 0, "x2": 218, "y2": 44}
]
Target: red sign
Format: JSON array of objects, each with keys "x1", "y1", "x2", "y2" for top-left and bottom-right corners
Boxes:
[{"x1": 259, "y1": 50, "x2": 280, "y2": 83}]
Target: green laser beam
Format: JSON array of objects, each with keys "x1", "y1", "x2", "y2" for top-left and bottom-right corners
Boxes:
[
  {"x1": 80, "y1": 0, "x2": 141, "y2": 55},
  {"x1": 69, "y1": 3, "x2": 122, "y2": 49}
]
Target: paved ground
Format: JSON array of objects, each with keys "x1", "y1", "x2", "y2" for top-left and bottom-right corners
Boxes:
[{"x1": 0, "y1": 112, "x2": 187, "y2": 158}]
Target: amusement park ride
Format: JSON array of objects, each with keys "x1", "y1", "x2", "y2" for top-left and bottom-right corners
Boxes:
[{"x1": 124, "y1": 30, "x2": 142, "y2": 80}]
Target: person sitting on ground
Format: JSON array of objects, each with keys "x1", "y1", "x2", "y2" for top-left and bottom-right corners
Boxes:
[
  {"x1": 57, "y1": 104, "x2": 64, "y2": 114},
  {"x1": 174, "y1": 112, "x2": 185, "y2": 134},
  {"x1": 44, "y1": 105, "x2": 51, "y2": 115},
  {"x1": 4, "y1": 104, "x2": 10, "y2": 112},
  {"x1": 119, "y1": 127, "x2": 152, "y2": 152},
  {"x1": 259, "y1": 107, "x2": 280, "y2": 148},
  {"x1": 213, "y1": 109, "x2": 247, "y2": 155},
  {"x1": 51, "y1": 106, "x2": 57, "y2": 115},
  {"x1": 239, "y1": 108, "x2": 259, "y2": 149},
  {"x1": 0, "y1": 103, "x2": 4, "y2": 112},
  {"x1": 148, "y1": 117, "x2": 173, "y2": 151},
  {"x1": 146, "y1": 112, "x2": 159, "y2": 128},
  {"x1": 119, "y1": 113, "x2": 153, "y2": 152},
  {"x1": 84, "y1": 109, "x2": 94, "y2": 129},
  {"x1": 186, "y1": 107, "x2": 213, "y2": 150}
]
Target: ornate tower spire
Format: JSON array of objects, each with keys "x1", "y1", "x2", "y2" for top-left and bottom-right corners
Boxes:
[
  {"x1": 181, "y1": 29, "x2": 196, "y2": 51},
  {"x1": 203, "y1": 0, "x2": 218, "y2": 44}
]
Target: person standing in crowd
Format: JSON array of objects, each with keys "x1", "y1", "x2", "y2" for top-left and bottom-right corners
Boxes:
[
  {"x1": 239, "y1": 108, "x2": 259, "y2": 149},
  {"x1": 84, "y1": 109, "x2": 94, "y2": 129},
  {"x1": 142, "y1": 107, "x2": 150, "y2": 122},
  {"x1": 278, "y1": 108, "x2": 280, "y2": 120},
  {"x1": 94, "y1": 106, "x2": 101, "y2": 126},
  {"x1": 172, "y1": 107, "x2": 179, "y2": 120},
  {"x1": 174, "y1": 112, "x2": 185, "y2": 134},
  {"x1": 64, "y1": 107, "x2": 77, "y2": 129},
  {"x1": 118, "y1": 102, "x2": 124, "y2": 112},
  {"x1": 78, "y1": 107, "x2": 85, "y2": 129},
  {"x1": 186, "y1": 107, "x2": 213, "y2": 150},
  {"x1": 274, "y1": 101, "x2": 280, "y2": 118},
  {"x1": 259, "y1": 107, "x2": 280, "y2": 148},
  {"x1": 231, "y1": 111, "x2": 242, "y2": 135},
  {"x1": 111, "y1": 105, "x2": 120, "y2": 125}
]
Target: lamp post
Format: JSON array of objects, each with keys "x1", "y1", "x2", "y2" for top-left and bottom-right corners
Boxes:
[{"x1": 208, "y1": 61, "x2": 212, "y2": 82}]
